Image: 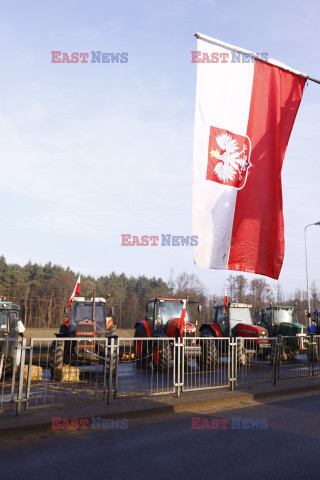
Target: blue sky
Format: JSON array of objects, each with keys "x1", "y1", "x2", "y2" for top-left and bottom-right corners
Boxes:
[{"x1": 0, "y1": 0, "x2": 320, "y2": 298}]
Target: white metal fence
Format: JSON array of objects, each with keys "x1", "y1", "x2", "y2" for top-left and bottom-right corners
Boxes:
[{"x1": 1, "y1": 335, "x2": 320, "y2": 416}]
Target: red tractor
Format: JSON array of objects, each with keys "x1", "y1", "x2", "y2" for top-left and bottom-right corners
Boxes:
[
  {"x1": 50, "y1": 295, "x2": 117, "y2": 376},
  {"x1": 199, "y1": 302, "x2": 269, "y2": 366},
  {"x1": 134, "y1": 298, "x2": 201, "y2": 371}
]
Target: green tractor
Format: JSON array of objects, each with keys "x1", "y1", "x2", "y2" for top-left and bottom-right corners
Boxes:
[
  {"x1": 255, "y1": 305, "x2": 305, "y2": 361},
  {"x1": 0, "y1": 299, "x2": 24, "y2": 378}
]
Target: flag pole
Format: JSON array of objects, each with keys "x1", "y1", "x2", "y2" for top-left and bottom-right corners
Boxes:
[{"x1": 194, "y1": 32, "x2": 320, "y2": 85}]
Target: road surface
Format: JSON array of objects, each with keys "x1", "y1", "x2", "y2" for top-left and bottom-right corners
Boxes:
[{"x1": 1, "y1": 391, "x2": 319, "y2": 479}]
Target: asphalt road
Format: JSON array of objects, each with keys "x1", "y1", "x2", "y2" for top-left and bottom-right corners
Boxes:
[{"x1": 1, "y1": 392, "x2": 320, "y2": 480}]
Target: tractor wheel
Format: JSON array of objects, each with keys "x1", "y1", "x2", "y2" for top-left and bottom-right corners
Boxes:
[
  {"x1": 270, "y1": 341, "x2": 288, "y2": 364},
  {"x1": 237, "y1": 338, "x2": 247, "y2": 367},
  {"x1": 50, "y1": 340, "x2": 64, "y2": 379},
  {"x1": 308, "y1": 341, "x2": 319, "y2": 363},
  {"x1": 257, "y1": 347, "x2": 267, "y2": 360},
  {"x1": 95, "y1": 333, "x2": 117, "y2": 374},
  {"x1": 200, "y1": 330, "x2": 218, "y2": 369},
  {"x1": 4, "y1": 336, "x2": 23, "y2": 375},
  {"x1": 152, "y1": 340, "x2": 172, "y2": 372},
  {"x1": 269, "y1": 341, "x2": 277, "y2": 365},
  {"x1": 312, "y1": 337, "x2": 320, "y2": 363},
  {"x1": 105, "y1": 350, "x2": 117, "y2": 375},
  {"x1": 59, "y1": 324, "x2": 68, "y2": 336},
  {"x1": 286, "y1": 348, "x2": 298, "y2": 361},
  {"x1": 134, "y1": 325, "x2": 149, "y2": 368},
  {"x1": 280, "y1": 348, "x2": 288, "y2": 362}
]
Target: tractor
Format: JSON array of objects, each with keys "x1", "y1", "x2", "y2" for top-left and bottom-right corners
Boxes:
[
  {"x1": 199, "y1": 302, "x2": 269, "y2": 367},
  {"x1": 134, "y1": 297, "x2": 201, "y2": 371},
  {"x1": 50, "y1": 295, "x2": 117, "y2": 377},
  {"x1": 255, "y1": 305, "x2": 306, "y2": 361},
  {"x1": 0, "y1": 299, "x2": 24, "y2": 378}
]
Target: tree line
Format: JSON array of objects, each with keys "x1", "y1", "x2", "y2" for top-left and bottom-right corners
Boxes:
[{"x1": 0, "y1": 256, "x2": 316, "y2": 328}]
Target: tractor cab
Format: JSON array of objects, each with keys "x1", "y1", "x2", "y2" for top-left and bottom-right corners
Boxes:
[
  {"x1": 213, "y1": 303, "x2": 253, "y2": 337},
  {"x1": 134, "y1": 297, "x2": 201, "y2": 370},
  {"x1": 62, "y1": 296, "x2": 115, "y2": 336},
  {"x1": 0, "y1": 300, "x2": 24, "y2": 374},
  {"x1": 0, "y1": 300, "x2": 22, "y2": 338},
  {"x1": 146, "y1": 298, "x2": 190, "y2": 325},
  {"x1": 258, "y1": 305, "x2": 304, "y2": 336},
  {"x1": 261, "y1": 305, "x2": 294, "y2": 325},
  {"x1": 145, "y1": 298, "x2": 197, "y2": 338}
]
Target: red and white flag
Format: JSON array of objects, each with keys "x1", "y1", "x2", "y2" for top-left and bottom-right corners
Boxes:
[
  {"x1": 68, "y1": 275, "x2": 81, "y2": 307},
  {"x1": 299, "y1": 336, "x2": 304, "y2": 353},
  {"x1": 192, "y1": 35, "x2": 306, "y2": 279},
  {"x1": 224, "y1": 289, "x2": 228, "y2": 313}
]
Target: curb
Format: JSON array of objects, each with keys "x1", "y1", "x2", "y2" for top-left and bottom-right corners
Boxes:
[{"x1": 2, "y1": 382, "x2": 320, "y2": 437}]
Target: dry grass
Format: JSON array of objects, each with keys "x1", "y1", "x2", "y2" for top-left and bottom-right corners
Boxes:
[
  {"x1": 25, "y1": 328, "x2": 57, "y2": 339},
  {"x1": 25, "y1": 328, "x2": 134, "y2": 339},
  {"x1": 117, "y1": 329, "x2": 134, "y2": 337}
]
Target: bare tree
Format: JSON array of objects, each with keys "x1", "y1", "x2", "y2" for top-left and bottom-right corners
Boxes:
[
  {"x1": 310, "y1": 281, "x2": 318, "y2": 312},
  {"x1": 234, "y1": 275, "x2": 248, "y2": 302},
  {"x1": 225, "y1": 274, "x2": 236, "y2": 301},
  {"x1": 274, "y1": 283, "x2": 283, "y2": 304}
]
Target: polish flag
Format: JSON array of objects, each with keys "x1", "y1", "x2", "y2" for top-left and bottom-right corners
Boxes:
[
  {"x1": 192, "y1": 35, "x2": 306, "y2": 279},
  {"x1": 224, "y1": 289, "x2": 228, "y2": 313},
  {"x1": 68, "y1": 275, "x2": 81, "y2": 307},
  {"x1": 299, "y1": 336, "x2": 304, "y2": 353},
  {"x1": 179, "y1": 307, "x2": 186, "y2": 339}
]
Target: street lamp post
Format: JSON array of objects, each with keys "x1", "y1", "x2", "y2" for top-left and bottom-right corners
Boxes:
[{"x1": 304, "y1": 221, "x2": 320, "y2": 326}]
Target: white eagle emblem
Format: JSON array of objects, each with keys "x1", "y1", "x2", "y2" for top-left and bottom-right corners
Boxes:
[{"x1": 211, "y1": 133, "x2": 248, "y2": 183}]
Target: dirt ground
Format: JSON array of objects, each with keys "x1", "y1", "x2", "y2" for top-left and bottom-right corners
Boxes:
[{"x1": 24, "y1": 328, "x2": 134, "y2": 339}]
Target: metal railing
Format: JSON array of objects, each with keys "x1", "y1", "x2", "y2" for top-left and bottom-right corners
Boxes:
[
  {"x1": 117, "y1": 337, "x2": 175, "y2": 397},
  {"x1": 272, "y1": 335, "x2": 320, "y2": 382},
  {"x1": 1, "y1": 335, "x2": 320, "y2": 416},
  {"x1": 182, "y1": 337, "x2": 230, "y2": 392},
  {"x1": 236, "y1": 337, "x2": 276, "y2": 386}
]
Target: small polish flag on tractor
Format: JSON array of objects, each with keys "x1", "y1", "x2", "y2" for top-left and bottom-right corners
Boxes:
[
  {"x1": 68, "y1": 275, "x2": 81, "y2": 307},
  {"x1": 224, "y1": 289, "x2": 228, "y2": 314},
  {"x1": 299, "y1": 336, "x2": 304, "y2": 353}
]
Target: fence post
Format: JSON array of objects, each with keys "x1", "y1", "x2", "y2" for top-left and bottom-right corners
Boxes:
[
  {"x1": 103, "y1": 339, "x2": 107, "y2": 400},
  {"x1": 229, "y1": 339, "x2": 237, "y2": 391},
  {"x1": 309, "y1": 335, "x2": 315, "y2": 377},
  {"x1": 107, "y1": 337, "x2": 117, "y2": 405},
  {"x1": 16, "y1": 337, "x2": 26, "y2": 416},
  {"x1": 25, "y1": 338, "x2": 33, "y2": 410},
  {"x1": 113, "y1": 336, "x2": 119, "y2": 400},
  {"x1": 10, "y1": 339, "x2": 18, "y2": 403},
  {"x1": 177, "y1": 337, "x2": 181, "y2": 397},
  {"x1": 174, "y1": 337, "x2": 183, "y2": 397},
  {"x1": 272, "y1": 337, "x2": 281, "y2": 386}
]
